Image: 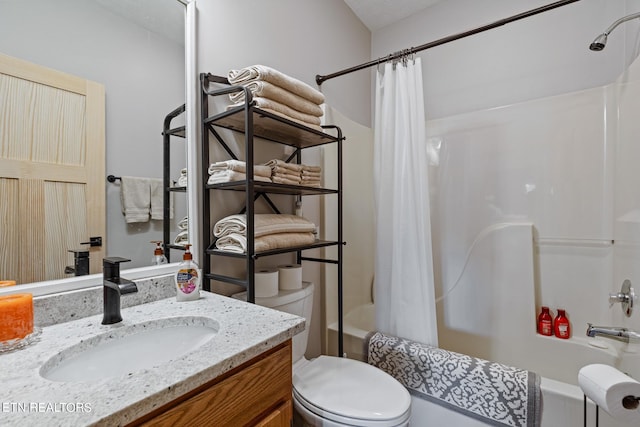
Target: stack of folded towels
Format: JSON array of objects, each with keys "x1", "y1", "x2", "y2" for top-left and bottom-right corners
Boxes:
[
  {"x1": 208, "y1": 160, "x2": 272, "y2": 185},
  {"x1": 214, "y1": 214, "x2": 316, "y2": 254},
  {"x1": 227, "y1": 64, "x2": 325, "y2": 131},
  {"x1": 265, "y1": 159, "x2": 322, "y2": 187}
]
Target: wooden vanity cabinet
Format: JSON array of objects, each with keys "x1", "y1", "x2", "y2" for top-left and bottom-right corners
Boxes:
[{"x1": 131, "y1": 340, "x2": 293, "y2": 427}]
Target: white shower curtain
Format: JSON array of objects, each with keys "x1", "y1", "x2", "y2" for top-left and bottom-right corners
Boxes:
[{"x1": 373, "y1": 57, "x2": 438, "y2": 346}]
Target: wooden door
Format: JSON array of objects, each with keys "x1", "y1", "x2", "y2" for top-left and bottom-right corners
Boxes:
[{"x1": 0, "y1": 53, "x2": 105, "y2": 284}]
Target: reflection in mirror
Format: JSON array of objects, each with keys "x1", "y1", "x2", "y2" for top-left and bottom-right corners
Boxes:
[{"x1": 0, "y1": 0, "x2": 187, "y2": 286}]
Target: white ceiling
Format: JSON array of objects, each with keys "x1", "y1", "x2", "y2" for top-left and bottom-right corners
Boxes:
[{"x1": 344, "y1": 0, "x2": 442, "y2": 31}]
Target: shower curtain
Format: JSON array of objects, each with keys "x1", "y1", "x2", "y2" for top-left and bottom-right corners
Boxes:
[{"x1": 373, "y1": 57, "x2": 438, "y2": 346}]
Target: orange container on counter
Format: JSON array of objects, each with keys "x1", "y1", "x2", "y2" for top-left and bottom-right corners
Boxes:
[{"x1": 0, "y1": 293, "x2": 34, "y2": 342}]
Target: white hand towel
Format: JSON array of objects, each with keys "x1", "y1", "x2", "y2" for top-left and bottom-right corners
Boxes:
[
  {"x1": 150, "y1": 178, "x2": 173, "y2": 220},
  {"x1": 120, "y1": 176, "x2": 151, "y2": 223}
]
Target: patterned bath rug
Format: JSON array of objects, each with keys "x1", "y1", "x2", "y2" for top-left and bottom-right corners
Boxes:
[{"x1": 365, "y1": 331, "x2": 541, "y2": 427}]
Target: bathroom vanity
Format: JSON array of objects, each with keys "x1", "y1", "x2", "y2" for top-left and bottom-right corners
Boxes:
[{"x1": 0, "y1": 290, "x2": 304, "y2": 426}]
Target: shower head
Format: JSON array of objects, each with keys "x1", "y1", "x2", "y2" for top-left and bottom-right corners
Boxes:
[
  {"x1": 589, "y1": 33, "x2": 608, "y2": 51},
  {"x1": 589, "y1": 12, "x2": 640, "y2": 52}
]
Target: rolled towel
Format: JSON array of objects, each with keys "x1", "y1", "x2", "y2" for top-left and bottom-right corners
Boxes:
[
  {"x1": 208, "y1": 160, "x2": 271, "y2": 178},
  {"x1": 227, "y1": 64, "x2": 325, "y2": 105},
  {"x1": 229, "y1": 80, "x2": 324, "y2": 117},
  {"x1": 213, "y1": 214, "x2": 316, "y2": 238},
  {"x1": 174, "y1": 230, "x2": 188, "y2": 246},
  {"x1": 176, "y1": 168, "x2": 187, "y2": 188},
  {"x1": 178, "y1": 216, "x2": 188, "y2": 230}
]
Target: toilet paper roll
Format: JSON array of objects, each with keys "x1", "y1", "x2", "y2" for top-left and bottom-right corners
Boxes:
[
  {"x1": 254, "y1": 268, "x2": 279, "y2": 298},
  {"x1": 278, "y1": 264, "x2": 302, "y2": 290},
  {"x1": 578, "y1": 364, "x2": 640, "y2": 423}
]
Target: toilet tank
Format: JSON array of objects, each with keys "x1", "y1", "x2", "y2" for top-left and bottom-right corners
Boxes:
[{"x1": 233, "y1": 282, "x2": 314, "y2": 362}]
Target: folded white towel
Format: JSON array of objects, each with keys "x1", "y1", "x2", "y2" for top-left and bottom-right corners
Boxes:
[
  {"x1": 244, "y1": 106, "x2": 324, "y2": 132},
  {"x1": 229, "y1": 80, "x2": 324, "y2": 117},
  {"x1": 265, "y1": 159, "x2": 304, "y2": 173},
  {"x1": 230, "y1": 97, "x2": 321, "y2": 126},
  {"x1": 216, "y1": 231, "x2": 316, "y2": 254},
  {"x1": 213, "y1": 214, "x2": 316, "y2": 238},
  {"x1": 120, "y1": 176, "x2": 151, "y2": 223},
  {"x1": 208, "y1": 160, "x2": 272, "y2": 178},
  {"x1": 228, "y1": 64, "x2": 325, "y2": 105},
  {"x1": 207, "y1": 170, "x2": 272, "y2": 185},
  {"x1": 273, "y1": 176, "x2": 305, "y2": 186}
]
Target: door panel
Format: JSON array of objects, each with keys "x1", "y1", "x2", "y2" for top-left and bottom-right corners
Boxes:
[{"x1": 0, "y1": 53, "x2": 105, "y2": 283}]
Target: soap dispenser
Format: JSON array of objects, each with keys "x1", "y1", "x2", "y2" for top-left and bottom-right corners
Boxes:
[
  {"x1": 150, "y1": 241, "x2": 168, "y2": 266},
  {"x1": 175, "y1": 244, "x2": 200, "y2": 301}
]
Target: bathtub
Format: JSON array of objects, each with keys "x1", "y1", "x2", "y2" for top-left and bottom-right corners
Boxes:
[
  {"x1": 328, "y1": 303, "x2": 640, "y2": 427},
  {"x1": 327, "y1": 303, "x2": 374, "y2": 361}
]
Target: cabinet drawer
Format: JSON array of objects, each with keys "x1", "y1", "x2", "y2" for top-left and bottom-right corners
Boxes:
[{"x1": 136, "y1": 340, "x2": 292, "y2": 427}]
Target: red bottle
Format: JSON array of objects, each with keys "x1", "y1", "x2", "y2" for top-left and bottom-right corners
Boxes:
[
  {"x1": 554, "y1": 309, "x2": 571, "y2": 339},
  {"x1": 538, "y1": 306, "x2": 553, "y2": 336}
]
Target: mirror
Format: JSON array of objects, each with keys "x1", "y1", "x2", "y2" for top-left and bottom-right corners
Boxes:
[{"x1": 0, "y1": 0, "x2": 189, "y2": 287}]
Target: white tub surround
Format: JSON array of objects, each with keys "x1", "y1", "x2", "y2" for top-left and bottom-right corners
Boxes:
[{"x1": 0, "y1": 292, "x2": 305, "y2": 426}]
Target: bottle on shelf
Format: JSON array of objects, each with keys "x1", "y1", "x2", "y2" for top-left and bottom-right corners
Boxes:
[
  {"x1": 150, "y1": 241, "x2": 168, "y2": 266},
  {"x1": 537, "y1": 306, "x2": 553, "y2": 336},
  {"x1": 554, "y1": 309, "x2": 571, "y2": 339}
]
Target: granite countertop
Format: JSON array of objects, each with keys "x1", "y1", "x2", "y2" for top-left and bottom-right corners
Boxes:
[{"x1": 0, "y1": 291, "x2": 305, "y2": 426}]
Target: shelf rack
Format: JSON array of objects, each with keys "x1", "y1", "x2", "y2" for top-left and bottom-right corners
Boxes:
[
  {"x1": 200, "y1": 73, "x2": 345, "y2": 354},
  {"x1": 162, "y1": 103, "x2": 186, "y2": 262}
]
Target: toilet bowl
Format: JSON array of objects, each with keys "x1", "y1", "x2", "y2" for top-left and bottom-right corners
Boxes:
[{"x1": 233, "y1": 282, "x2": 411, "y2": 426}]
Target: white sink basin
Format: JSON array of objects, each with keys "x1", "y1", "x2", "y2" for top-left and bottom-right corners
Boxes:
[{"x1": 40, "y1": 316, "x2": 218, "y2": 382}]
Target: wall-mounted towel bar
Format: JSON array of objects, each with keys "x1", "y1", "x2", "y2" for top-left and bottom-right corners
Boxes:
[{"x1": 107, "y1": 175, "x2": 121, "y2": 183}]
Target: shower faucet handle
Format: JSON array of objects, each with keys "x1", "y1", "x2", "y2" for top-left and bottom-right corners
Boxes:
[{"x1": 609, "y1": 280, "x2": 636, "y2": 317}]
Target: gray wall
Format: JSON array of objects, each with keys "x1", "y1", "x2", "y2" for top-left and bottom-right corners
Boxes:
[{"x1": 372, "y1": 0, "x2": 640, "y2": 119}]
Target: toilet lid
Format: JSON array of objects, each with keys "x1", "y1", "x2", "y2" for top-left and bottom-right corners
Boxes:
[{"x1": 293, "y1": 356, "x2": 411, "y2": 424}]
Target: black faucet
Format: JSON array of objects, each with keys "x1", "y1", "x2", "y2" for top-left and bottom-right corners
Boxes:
[
  {"x1": 102, "y1": 257, "x2": 138, "y2": 325},
  {"x1": 65, "y1": 249, "x2": 90, "y2": 276}
]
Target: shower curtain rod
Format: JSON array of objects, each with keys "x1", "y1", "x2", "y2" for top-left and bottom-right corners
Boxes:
[{"x1": 316, "y1": 0, "x2": 582, "y2": 86}]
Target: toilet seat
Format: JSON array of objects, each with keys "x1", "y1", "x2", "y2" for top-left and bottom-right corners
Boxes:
[{"x1": 293, "y1": 356, "x2": 411, "y2": 426}]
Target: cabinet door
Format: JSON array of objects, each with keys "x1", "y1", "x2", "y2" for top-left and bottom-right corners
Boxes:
[
  {"x1": 255, "y1": 400, "x2": 292, "y2": 427},
  {"x1": 136, "y1": 341, "x2": 292, "y2": 427}
]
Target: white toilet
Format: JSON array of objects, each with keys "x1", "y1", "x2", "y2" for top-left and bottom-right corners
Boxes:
[{"x1": 234, "y1": 282, "x2": 411, "y2": 427}]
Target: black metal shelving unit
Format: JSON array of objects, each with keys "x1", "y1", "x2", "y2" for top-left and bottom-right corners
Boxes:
[
  {"x1": 162, "y1": 103, "x2": 186, "y2": 262},
  {"x1": 200, "y1": 73, "x2": 345, "y2": 355}
]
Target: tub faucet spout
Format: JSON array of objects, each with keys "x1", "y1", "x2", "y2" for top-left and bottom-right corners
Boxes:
[{"x1": 586, "y1": 323, "x2": 640, "y2": 342}]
